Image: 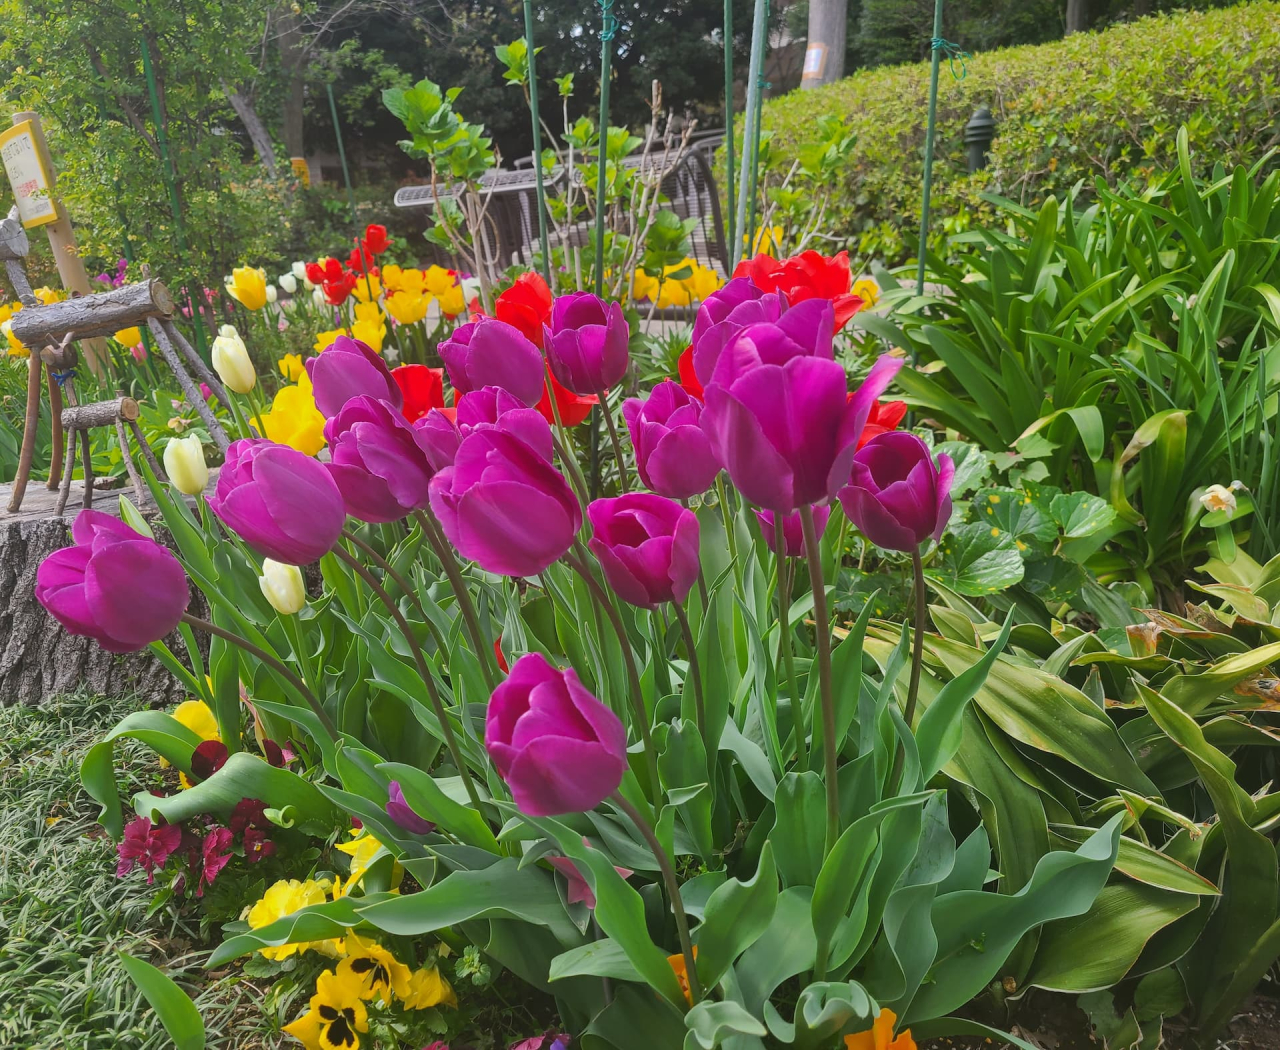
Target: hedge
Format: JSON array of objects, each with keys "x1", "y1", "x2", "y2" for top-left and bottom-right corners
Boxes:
[{"x1": 758, "y1": 0, "x2": 1280, "y2": 263}]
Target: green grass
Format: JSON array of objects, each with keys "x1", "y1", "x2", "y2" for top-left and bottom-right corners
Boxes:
[{"x1": 0, "y1": 693, "x2": 283, "y2": 1049}]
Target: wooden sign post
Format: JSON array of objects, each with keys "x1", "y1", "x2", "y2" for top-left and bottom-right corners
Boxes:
[{"x1": 3, "y1": 111, "x2": 107, "y2": 375}]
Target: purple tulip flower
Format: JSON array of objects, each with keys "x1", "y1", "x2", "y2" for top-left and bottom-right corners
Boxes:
[
  {"x1": 35, "y1": 509, "x2": 188, "y2": 652},
  {"x1": 305, "y1": 335, "x2": 402, "y2": 418},
  {"x1": 690, "y1": 279, "x2": 784, "y2": 386},
  {"x1": 757, "y1": 505, "x2": 831, "y2": 558},
  {"x1": 587, "y1": 494, "x2": 700, "y2": 608},
  {"x1": 700, "y1": 300, "x2": 903, "y2": 513},
  {"x1": 385, "y1": 781, "x2": 436, "y2": 835},
  {"x1": 543, "y1": 292, "x2": 629, "y2": 394},
  {"x1": 428, "y1": 428, "x2": 581, "y2": 577},
  {"x1": 415, "y1": 386, "x2": 551, "y2": 473},
  {"x1": 439, "y1": 319, "x2": 545, "y2": 407},
  {"x1": 485, "y1": 653, "x2": 628, "y2": 816},
  {"x1": 622, "y1": 381, "x2": 720, "y2": 499},
  {"x1": 325, "y1": 396, "x2": 437, "y2": 523},
  {"x1": 838, "y1": 431, "x2": 955, "y2": 552},
  {"x1": 208, "y1": 439, "x2": 346, "y2": 564}
]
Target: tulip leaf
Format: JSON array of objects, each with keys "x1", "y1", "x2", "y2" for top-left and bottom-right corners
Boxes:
[
  {"x1": 764, "y1": 980, "x2": 876, "y2": 1049},
  {"x1": 771, "y1": 772, "x2": 826, "y2": 888},
  {"x1": 1025, "y1": 883, "x2": 1198, "y2": 992},
  {"x1": 379, "y1": 762, "x2": 500, "y2": 853},
  {"x1": 927, "y1": 522, "x2": 1025, "y2": 598},
  {"x1": 717, "y1": 720, "x2": 776, "y2": 801},
  {"x1": 1048, "y1": 826, "x2": 1220, "y2": 895},
  {"x1": 735, "y1": 887, "x2": 818, "y2": 1017},
  {"x1": 694, "y1": 842, "x2": 778, "y2": 990},
  {"x1": 549, "y1": 938, "x2": 642, "y2": 983},
  {"x1": 685, "y1": 1000, "x2": 767, "y2": 1047},
  {"x1": 118, "y1": 953, "x2": 205, "y2": 1050}
]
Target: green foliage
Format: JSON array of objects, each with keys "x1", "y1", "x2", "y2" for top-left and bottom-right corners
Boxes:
[{"x1": 758, "y1": 2, "x2": 1280, "y2": 265}]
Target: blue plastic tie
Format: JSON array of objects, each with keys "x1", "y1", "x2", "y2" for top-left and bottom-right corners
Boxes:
[
  {"x1": 51, "y1": 368, "x2": 78, "y2": 386},
  {"x1": 931, "y1": 37, "x2": 971, "y2": 80}
]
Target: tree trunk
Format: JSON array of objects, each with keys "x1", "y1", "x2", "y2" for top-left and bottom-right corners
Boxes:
[
  {"x1": 222, "y1": 80, "x2": 279, "y2": 177},
  {"x1": 1066, "y1": 0, "x2": 1089, "y2": 34},
  {"x1": 0, "y1": 516, "x2": 202, "y2": 706},
  {"x1": 802, "y1": 0, "x2": 849, "y2": 89},
  {"x1": 1132, "y1": 0, "x2": 1151, "y2": 16},
  {"x1": 278, "y1": 9, "x2": 308, "y2": 160}
]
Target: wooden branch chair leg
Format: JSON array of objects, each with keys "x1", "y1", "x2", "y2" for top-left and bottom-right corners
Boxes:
[
  {"x1": 147, "y1": 317, "x2": 232, "y2": 451},
  {"x1": 46, "y1": 369, "x2": 63, "y2": 490},
  {"x1": 55, "y1": 429, "x2": 77, "y2": 518},
  {"x1": 127, "y1": 419, "x2": 165, "y2": 483},
  {"x1": 79, "y1": 430, "x2": 94, "y2": 510},
  {"x1": 6, "y1": 352, "x2": 42, "y2": 513},
  {"x1": 116, "y1": 418, "x2": 146, "y2": 507},
  {"x1": 163, "y1": 320, "x2": 230, "y2": 407}
]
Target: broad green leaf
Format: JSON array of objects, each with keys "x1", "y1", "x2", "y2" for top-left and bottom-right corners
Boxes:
[
  {"x1": 771, "y1": 772, "x2": 826, "y2": 888},
  {"x1": 379, "y1": 762, "x2": 499, "y2": 853},
  {"x1": 928, "y1": 522, "x2": 1025, "y2": 597},
  {"x1": 119, "y1": 953, "x2": 205, "y2": 1050},
  {"x1": 1050, "y1": 492, "x2": 1117, "y2": 539},
  {"x1": 695, "y1": 843, "x2": 778, "y2": 990},
  {"x1": 1048, "y1": 826, "x2": 1219, "y2": 895},
  {"x1": 1160, "y1": 640, "x2": 1280, "y2": 716},
  {"x1": 549, "y1": 938, "x2": 642, "y2": 983}
]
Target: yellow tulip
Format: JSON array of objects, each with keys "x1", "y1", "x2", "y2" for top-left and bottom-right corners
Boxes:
[
  {"x1": 385, "y1": 290, "x2": 430, "y2": 326},
  {"x1": 162, "y1": 433, "x2": 209, "y2": 495},
  {"x1": 351, "y1": 316, "x2": 387, "y2": 355},
  {"x1": 395, "y1": 267, "x2": 429, "y2": 297},
  {"x1": 33, "y1": 286, "x2": 64, "y2": 305},
  {"x1": 436, "y1": 283, "x2": 465, "y2": 317},
  {"x1": 2, "y1": 319, "x2": 28, "y2": 358},
  {"x1": 314, "y1": 328, "x2": 345, "y2": 354},
  {"x1": 260, "y1": 375, "x2": 326, "y2": 455},
  {"x1": 351, "y1": 272, "x2": 383, "y2": 302},
  {"x1": 278, "y1": 352, "x2": 305, "y2": 382},
  {"x1": 225, "y1": 266, "x2": 268, "y2": 311},
  {"x1": 113, "y1": 326, "x2": 143, "y2": 348}
]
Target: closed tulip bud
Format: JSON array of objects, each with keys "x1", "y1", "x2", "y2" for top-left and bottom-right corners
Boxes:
[
  {"x1": 544, "y1": 292, "x2": 630, "y2": 394},
  {"x1": 36, "y1": 509, "x2": 189, "y2": 652},
  {"x1": 163, "y1": 433, "x2": 209, "y2": 495},
  {"x1": 622, "y1": 380, "x2": 720, "y2": 499},
  {"x1": 439, "y1": 319, "x2": 545, "y2": 407},
  {"x1": 838, "y1": 432, "x2": 954, "y2": 553},
  {"x1": 485, "y1": 653, "x2": 628, "y2": 816},
  {"x1": 325, "y1": 396, "x2": 436, "y2": 522},
  {"x1": 306, "y1": 335, "x2": 402, "y2": 418},
  {"x1": 219, "y1": 324, "x2": 238, "y2": 338},
  {"x1": 757, "y1": 505, "x2": 830, "y2": 557},
  {"x1": 211, "y1": 330, "x2": 256, "y2": 394},
  {"x1": 226, "y1": 266, "x2": 268, "y2": 311},
  {"x1": 266, "y1": 284, "x2": 278, "y2": 304},
  {"x1": 258, "y1": 559, "x2": 306, "y2": 615},
  {"x1": 278, "y1": 273, "x2": 298, "y2": 295},
  {"x1": 291, "y1": 261, "x2": 307, "y2": 281},
  {"x1": 587, "y1": 493, "x2": 700, "y2": 608}
]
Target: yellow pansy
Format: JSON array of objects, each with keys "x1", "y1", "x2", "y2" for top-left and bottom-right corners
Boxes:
[
  {"x1": 113, "y1": 327, "x2": 143, "y2": 348},
  {"x1": 165, "y1": 699, "x2": 220, "y2": 785},
  {"x1": 385, "y1": 291, "x2": 430, "y2": 326},
  {"x1": 334, "y1": 828, "x2": 403, "y2": 896},
  {"x1": 279, "y1": 352, "x2": 305, "y2": 382},
  {"x1": 336, "y1": 933, "x2": 412, "y2": 1005},
  {"x1": 246, "y1": 878, "x2": 340, "y2": 961},
  {"x1": 400, "y1": 966, "x2": 457, "y2": 1010},
  {"x1": 225, "y1": 266, "x2": 268, "y2": 310},
  {"x1": 260, "y1": 373, "x2": 325, "y2": 456},
  {"x1": 283, "y1": 967, "x2": 369, "y2": 1050},
  {"x1": 351, "y1": 272, "x2": 382, "y2": 302},
  {"x1": 853, "y1": 277, "x2": 880, "y2": 308}
]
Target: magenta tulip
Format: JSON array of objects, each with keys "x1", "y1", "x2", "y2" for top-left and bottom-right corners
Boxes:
[
  {"x1": 208, "y1": 439, "x2": 346, "y2": 564},
  {"x1": 701, "y1": 300, "x2": 903, "y2": 513},
  {"x1": 622, "y1": 380, "x2": 720, "y2": 499},
  {"x1": 415, "y1": 386, "x2": 551, "y2": 472},
  {"x1": 690, "y1": 278, "x2": 784, "y2": 387},
  {"x1": 757, "y1": 505, "x2": 831, "y2": 557},
  {"x1": 543, "y1": 292, "x2": 629, "y2": 394},
  {"x1": 838, "y1": 431, "x2": 955, "y2": 552},
  {"x1": 386, "y1": 781, "x2": 436, "y2": 835},
  {"x1": 35, "y1": 509, "x2": 188, "y2": 652},
  {"x1": 428, "y1": 427, "x2": 581, "y2": 577},
  {"x1": 439, "y1": 319, "x2": 545, "y2": 407},
  {"x1": 485, "y1": 653, "x2": 628, "y2": 816},
  {"x1": 325, "y1": 396, "x2": 436, "y2": 522},
  {"x1": 305, "y1": 335, "x2": 401, "y2": 418},
  {"x1": 587, "y1": 494, "x2": 700, "y2": 608}
]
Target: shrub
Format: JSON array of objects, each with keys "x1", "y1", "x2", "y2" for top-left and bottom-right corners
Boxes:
[{"x1": 757, "y1": 1, "x2": 1280, "y2": 263}]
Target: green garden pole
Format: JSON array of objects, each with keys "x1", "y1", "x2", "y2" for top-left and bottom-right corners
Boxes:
[
  {"x1": 523, "y1": 1, "x2": 553, "y2": 285},
  {"x1": 327, "y1": 82, "x2": 359, "y2": 231},
  {"x1": 592, "y1": 0, "x2": 617, "y2": 296},
  {"x1": 744, "y1": 0, "x2": 769, "y2": 258},
  {"x1": 914, "y1": 0, "x2": 946, "y2": 299},
  {"x1": 733, "y1": 0, "x2": 768, "y2": 268},
  {"x1": 723, "y1": 0, "x2": 736, "y2": 256}
]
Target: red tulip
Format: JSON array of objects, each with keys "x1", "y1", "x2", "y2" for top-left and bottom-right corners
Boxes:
[
  {"x1": 537, "y1": 370, "x2": 598, "y2": 427},
  {"x1": 857, "y1": 398, "x2": 908, "y2": 449},
  {"x1": 392, "y1": 364, "x2": 446, "y2": 423},
  {"x1": 323, "y1": 271, "x2": 358, "y2": 306},
  {"x1": 348, "y1": 245, "x2": 374, "y2": 273},
  {"x1": 734, "y1": 250, "x2": 866, "y2": 330},
  {"x1": 494, "y1": 636, "x2": 510, "y2": 674},
  {"x1": 363, "y1": 223, "x2": 392, "y2": 255},
  {"x1": 676, "y1": 345, "x2": 703, "y2": 399},
  {"x1": 495, "y1": 272, "x2": 554, "y2": 348}
]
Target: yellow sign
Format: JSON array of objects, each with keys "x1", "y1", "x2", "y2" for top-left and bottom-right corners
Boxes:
[
  {"x1": 290, "y1": 156, "x2": 312, "y2": 188},
  {"x1": 0, "y1": 121, "x2": 57, "y2": 228}
]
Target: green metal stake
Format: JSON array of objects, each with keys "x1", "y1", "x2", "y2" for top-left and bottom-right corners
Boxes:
[
  {"x1": 733, "y1": 0, "x2": 768, "y2": 268},
  {"x1": 914, "y1": 0, "x2": 946, "y2": 300},
  {"x1": 723, "y1": 0, "x2": 736, "y2": 256},
  {"x1": 592, "y1": 0, "x2": 617, "y2": 297},
  {"x1": 327, "y1": 82, "x2": 359, "y2": 232},
  {"x1": 744, "y1": 0, "x2": 769, "y2": 259},
  {"x1": 523, "y1": 1, "x2": 553, "y2": 285}
]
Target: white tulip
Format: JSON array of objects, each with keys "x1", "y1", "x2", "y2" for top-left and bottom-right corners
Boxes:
[
  {"x1": 279, "y1": 273, "x2": 298, "y2": 294},
  {"x1": 266, "y1": 284, "x2": 278, "y2": 304},
  {"x1": 311, "y1": 287, "x2": 326, "y2": 308},
  {"x1": 258, "y1": 559, "x2": 307, "y2": 615},
  {"x1": 291, "y1": 261, "x2": 307, "y2": 281},
  {"x1": 211, "y1": 330, "x2": 256, "y2": 394},
  {"x1": 163, "y1": 433, "x2": 209, "y2": 495}
]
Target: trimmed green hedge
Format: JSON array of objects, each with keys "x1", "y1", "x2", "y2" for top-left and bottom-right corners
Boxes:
[{"x1": 760, "y1": 1, "x2": 1280, "y2": 263}]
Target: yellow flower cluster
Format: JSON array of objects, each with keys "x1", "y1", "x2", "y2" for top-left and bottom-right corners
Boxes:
[
  {"x1": 632, "y1": 257, "x2": 723, "y2": 309},
  {"x1": 382, "y1": 263, "x2": 466, "y2": 321},
  {"x1": 259, "y1": 371, "x2": 326, "y2": 457},
  {"x1": 1, "y1": 301, "x2": 26, "y2": 357},
  {"x1": 315, "y1": 302, "x2": 388, "y2": 356}
]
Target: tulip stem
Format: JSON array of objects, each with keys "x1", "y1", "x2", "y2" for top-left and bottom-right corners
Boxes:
[
  {"x1": 594, "y1": 384, "x2": 630, "y2": 492},
  {"x1": 671, "y1": 602, "x2": 706, "y2": 740},
  {"x1": 542, "y1": 358, "x2": 589, "y2": 508},
  {"x1": 715, "y1": 475, "x2": 740, "y2": 586},
  {"x1": 798, "y1": 505, "x2": 840, "y2": 856},
  {"x1": 180, "y1": 613, "x2": 339, "y2": 744},
  {"x1": 280, "y1": 613, "x2": 320, "y2": 704},
  {"x1": 773, "y1": 520, "x2": 806, "y2": 770},
  {"x1": 416, "y1": 510, "x2": 500, "y2": 693},
  {"x1": 331, "y1": 545, "x2": 486, "y2": 815},
  {"x1": 566, "y1": 551, "x2": 661, "y2": 808},
  {"x1": 889, "y1": 550, "x2": 928, "y2": 794},
  {"x1": 611, "y1": 792, "x2": 702, "y2": 1008}
]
